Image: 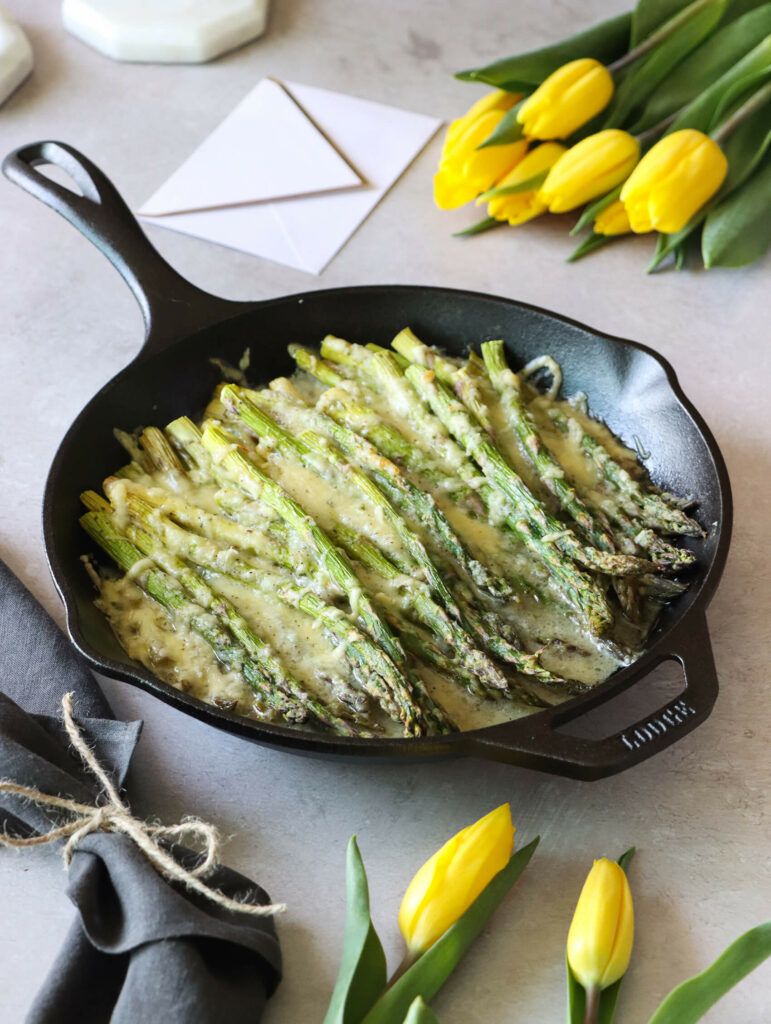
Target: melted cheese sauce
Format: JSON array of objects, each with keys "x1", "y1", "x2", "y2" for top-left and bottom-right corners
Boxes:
[{"x1": 91, "y1": 363, "x2": 679, "y2": 738}]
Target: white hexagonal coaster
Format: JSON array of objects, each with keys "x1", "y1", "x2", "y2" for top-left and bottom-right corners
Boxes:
[
  {"x1": 0, "y1": 8, "x2": 33, "y2": 106},
  {"x1": 62, "y1": 0, "x2": 270, "y2": 64}
]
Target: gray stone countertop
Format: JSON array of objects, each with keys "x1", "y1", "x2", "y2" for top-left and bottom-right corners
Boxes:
[{"x1": 0, "y1": 1, "x2": 768, "y2": 1021}]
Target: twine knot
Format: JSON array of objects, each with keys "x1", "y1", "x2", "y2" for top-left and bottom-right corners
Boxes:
[{"x1": 0, "y1": 692, "x2": 285, "y2": 918}]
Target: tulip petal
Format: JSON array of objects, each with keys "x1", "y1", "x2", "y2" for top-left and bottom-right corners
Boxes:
[
  {"x1": 650, "y1": 93, "x2": 771, "y2": 268},
  {"x1": 621, "y1": 129, "x2": 728, "y2": 234},
  {"x1": 363, "y1": 836, "x2": 540, "y2": 1024},
  {"x1": 399, "y1": 805, "x2": 515, "y2": 953},
  {"x1": 541, "y1": 130, "x2": 639, "y2": 212},
  {"x1": 518, "y1": 59, "x2": 613, "y2": 139}
]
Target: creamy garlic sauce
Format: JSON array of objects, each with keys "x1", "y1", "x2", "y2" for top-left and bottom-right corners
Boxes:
[{"x1": 93, "y1": 357, "x2": 677, "y2": 738}]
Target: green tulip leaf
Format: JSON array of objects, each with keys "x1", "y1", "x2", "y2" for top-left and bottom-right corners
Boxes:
[
  {"x1": 402, "y1": 996, "x2": 441, "y2": 1024},
  {"x1": 361, "y1": 837, "x2": 540, "y2": 1024},
  {"x1": 323, "y1": 836, "x2": 387, "y2": 1024},
  {"x1": 702, "y1": 154, "x2": 771, "y2": 264},
  {"x1": 452, "y1": 215, "x2": 507, "y2": 237},
  {"x1": 476, "y1": 101, "x2": 526, "y2": 148},
  {"x1": 570, "y1": 185, "x2": 623, "y2": 234},
  {"x1": 567, "y1": 232, "x2": 617, "y2": 261},
  {"x1": 566, "y1": 961, "x2": 625, "y2": 1024},
  {"x1": 617, "y1": 846, "x2": 637, "y2": 872},
  {"x1": 649, "y1": 88, "x2": 771, "y2": 269},
  {"x1": 455, "y1": 13, "x2": 631, "y2": 90},
  {"x1": 632, "y1": 0, "x2": 694, "y2": 46},
  {"x1": 670, "y1": 34, "x2": 771, "y2": 132},
  {"x1": 632, "y1": 4, "x2": 771, "y2": 131},
  {"x1": 604, "y1": 0, "x2": 729, "y2": 129},
  {"x1": 646, "y1": 921, "x2": 771, "y2": 1023},
  {"x1": 708, "y1": 65, "x2": 771, "y2": 130},
  {"x1": 566, "y1": 959, "x2": 587, "y2": 1024},
  {"x1": 631, "y1": 0, "x2": 761, "y2": 45},
  {"x1": 478, "y1": 170, "x2": 549, "y2": 200}
]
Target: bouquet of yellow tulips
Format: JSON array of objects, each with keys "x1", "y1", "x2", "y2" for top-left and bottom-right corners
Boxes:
[
  {"x1": 437, "y1": 0, "x2": 771, "y2": 270},
  {"x1": 323, "y1": 805, "x2": 771, "y2": 1023}
]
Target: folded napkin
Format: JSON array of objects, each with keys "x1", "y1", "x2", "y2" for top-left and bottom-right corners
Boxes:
[{"x1": 0, "y1": 558, "x2": 282, "y2": 1023}]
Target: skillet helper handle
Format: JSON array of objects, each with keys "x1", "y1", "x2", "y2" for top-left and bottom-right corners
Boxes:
[
  {"x1": 2, "y1": 141, "x2": 239, "y2": 351},
  {"x1": 472, "y1": 611, "x2": 719, "y2": 780}
]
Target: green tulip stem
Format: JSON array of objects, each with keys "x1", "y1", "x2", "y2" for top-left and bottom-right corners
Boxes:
[
  {"x1": 583, "y1": 983, "x2": 601, "y2": 1024},
  {"x1": 635, "y1": 111, "x2": 679, "y2": 148},
  {"x1": 712, "y1": 79, "x2": 771, "y2": 144},
  {"x1": 607, "y1": 0, "x2": 714, "y2": 74}
]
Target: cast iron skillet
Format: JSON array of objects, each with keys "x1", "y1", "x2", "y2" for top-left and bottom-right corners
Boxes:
[{"x1": 3, "y1": 141, "x2": 732, "y2": 780}]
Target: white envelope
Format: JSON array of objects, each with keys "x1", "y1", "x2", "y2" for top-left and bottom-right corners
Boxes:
[{"x1": 139, "y1": 78, "x2": 441, "y2": 275}]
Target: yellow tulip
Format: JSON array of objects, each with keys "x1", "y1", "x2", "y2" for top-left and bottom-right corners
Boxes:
[
  {"x1": 567, "y1": 858, "x2": 634, "y2": 995},
  {"x1": 441, "y1": 88, "x2": 520, "y2": 159},
  {"x1": 398, "y1": 804, "x2": 515, "y2": 954},
  {"x1": 483, "y1": 142, "x2": 567, "y2": 225},
  {"x1": 594, "y1": 199, "x2": 632, "y2": 236},
  {"x1": 620, "y1": 128, "x2": 728, "y2": 234},
  {"x1": 517, "y1": 59, "x2": 614, "y2": 140},
  {"x1": 434, "y1": 91, "x2": 527, "y2": 210},
  {"x1": 539, "y1": 130, "x2": 640, "y2": 213}
]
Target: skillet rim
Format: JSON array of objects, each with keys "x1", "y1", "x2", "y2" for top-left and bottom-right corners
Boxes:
[{"x1": 43, "y1": 283, "x2": 733, "y2": 769}]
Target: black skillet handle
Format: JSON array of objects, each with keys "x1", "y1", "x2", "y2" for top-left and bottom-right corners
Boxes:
[
  {"x1": 2, "y1": 141, "x2": 243, "y2": 354},
  {"x1": 470, "y1": 611, "x2": 719, "y2": 780}
]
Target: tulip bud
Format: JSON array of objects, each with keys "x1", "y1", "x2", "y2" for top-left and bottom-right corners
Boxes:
[
  {"x1": 620, "y1": 129, "x2": 728, "y2": 234},
  {"x1": 538, "y1": 130, "x2": 640, "y2": 213},
  {"x1": 398, "y1": 804, "x2": 515, "y2": 955},
  {"x1": 594, "y1": 199, "x2": 632, "y2": 236},
  {"x1": 517, "y1": 58, "x2": 614, "y2": 140},
  {"x1": 434, "y1": 90, "x2": 527, "y2": 210},
  {"x1": 440, "y1": 88, "x2": 520, "y2": 160},
  {"x1": 484, "y1": 142, "x2": 566, "y2": 225},
  {"x1": 434, "y1": 111, "x2": 528, "y2": 209},
  {"x1": 567, "y1": 858, "x2": 634, "y2": 995}
]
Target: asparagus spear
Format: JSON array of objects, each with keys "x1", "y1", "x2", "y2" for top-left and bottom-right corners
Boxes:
[
  {"x1": 309, "y1": 352, "x2": 602, "y2": 619},
  {"x1": 97, "y1": 492, "x2": 367, "y2": 736},
  {"x1": 160, "y1": 421, "x2": 454, "y2": 731},
  {"x1": 329, "y1": 523, "x2": 522, "y2": 698},
  {"x1": 222, "y1": 384, "x2": 464, "y2": 622},
  {"x1": 392, "y1": 329, "x2": 497, "y2": 435},
  {"x1": 333, "y1": 524, "x2": 575, "y2": 700},
  {"x1": 108, "y1": 488, "x2": 447, "y2": 734},
  {"x1": 103, "y1": 475, "x2": 310, "y2": 578},
  {"x1": 139, "y1": 426, "x2": 186, "y2": 473},
  {"x1": 543, "y1": 405, "x2": 703, "y2": 537},
  {"x1": 199, "y1": 422, "x2": 454, "y2": 735},
  {"x1": 80, "y1": 509, "x2": 359, "y2": 733},
  {"x1": 482, "y1": 341, "x2": 653, "y2": 563},
  {"x1": 401, "y1": 365, "x2": 615, "y2": 633},
  {"x1": 244, "y1": 381, "x2": 514, "y2": 601}
]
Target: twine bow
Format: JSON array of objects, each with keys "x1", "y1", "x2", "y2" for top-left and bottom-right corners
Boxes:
[{"x1": 0, "y1": 692, "x2": 285, "y2": 918}]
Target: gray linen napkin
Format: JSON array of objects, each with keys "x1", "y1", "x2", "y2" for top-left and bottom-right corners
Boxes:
[{"x1": 0, "y1": 558, "x2": 282, "y2": 1023}]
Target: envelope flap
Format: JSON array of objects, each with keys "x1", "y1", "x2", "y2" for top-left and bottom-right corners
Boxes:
[{"x1": 139, "y1": 78, "x2": 364, "y2": 216}]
